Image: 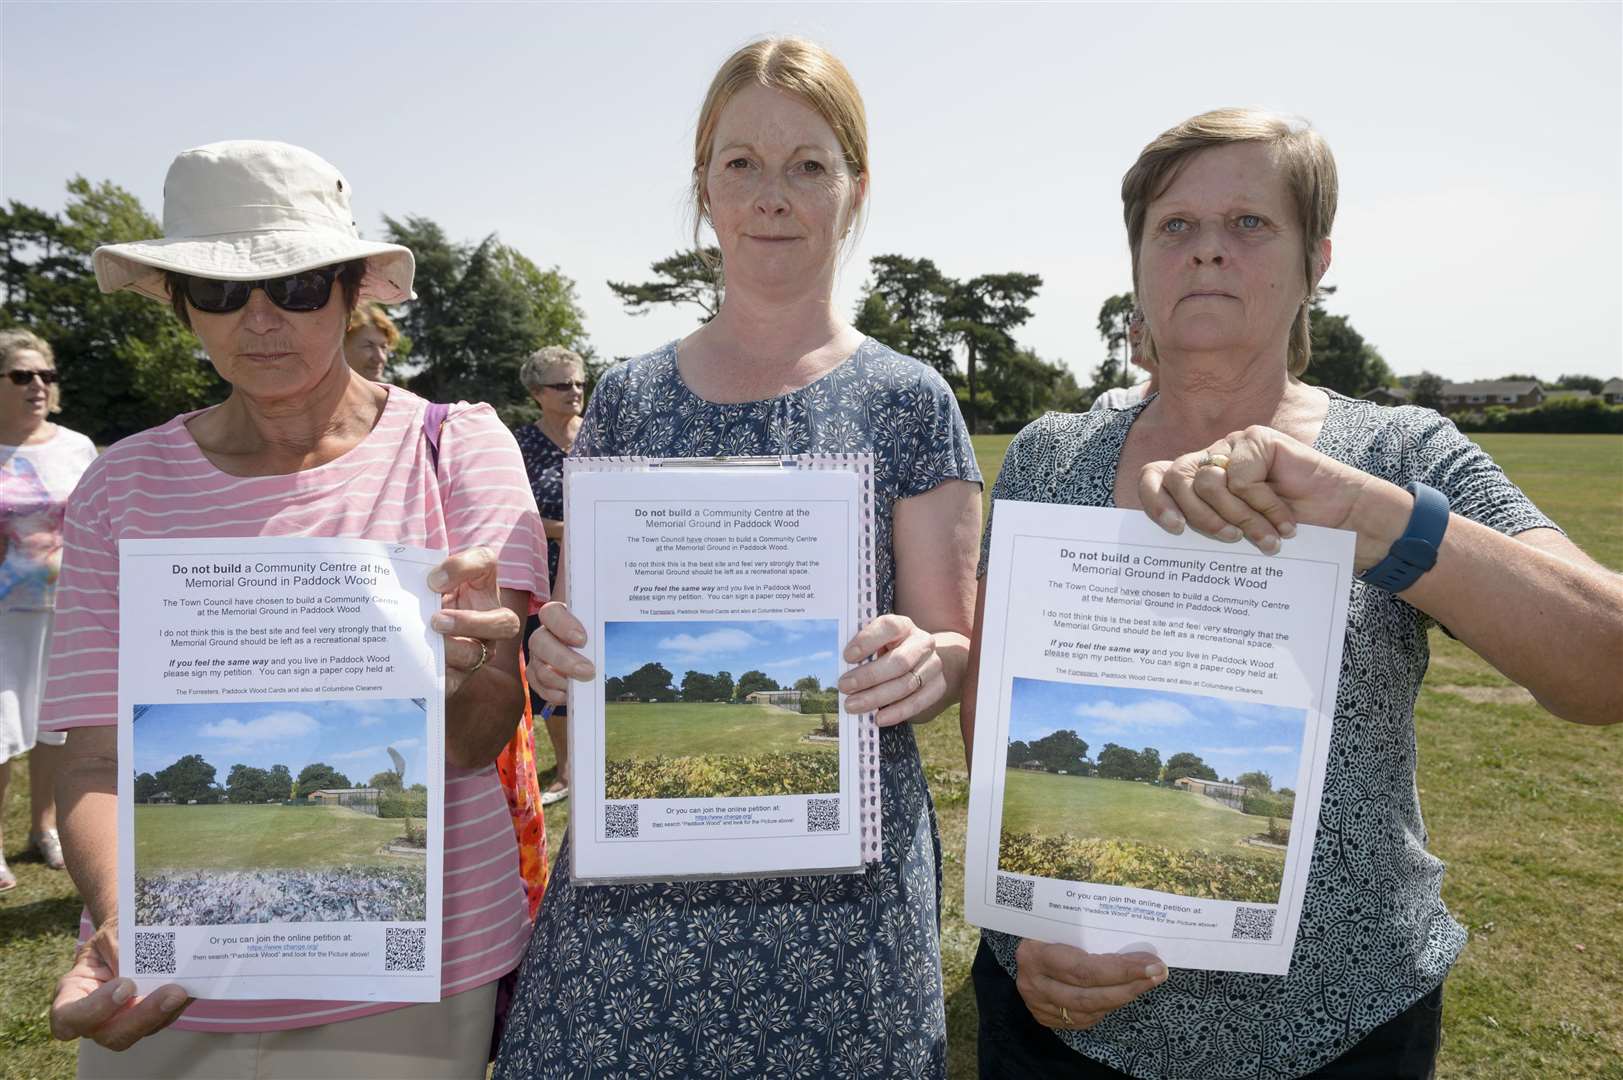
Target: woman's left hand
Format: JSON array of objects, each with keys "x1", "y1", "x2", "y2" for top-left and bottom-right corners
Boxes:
[
  {"x1": 1140, "y1": 425, "x2": 1409, "y2": 571},
  {"x1": 428, "y1": 546, "x2": 523, "y2": 697},
  {"x1": 837, "y1": 614, "x2": 945, "y2": 727}
]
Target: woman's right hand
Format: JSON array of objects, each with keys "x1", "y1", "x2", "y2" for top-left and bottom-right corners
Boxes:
[
  {"x1": 525, "y1": 601, "x2": 594, "y2": 705},
  {"x1": 50, "y1": 916, "x2": 190, "y2": 1050},
  {"x1": 1014, "y1": 938, "x2": 1168, "y2": 1031}
]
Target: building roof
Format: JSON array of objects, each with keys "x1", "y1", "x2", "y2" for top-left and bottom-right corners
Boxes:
[
  {"x1": 1442, "y1": 380, "x2": 1541, "y2": 397},
  {"x1": 1602, "y1": 377, "x2": 1623, "y2": 393}
]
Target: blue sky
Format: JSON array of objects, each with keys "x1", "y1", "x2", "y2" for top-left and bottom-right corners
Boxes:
[
  {"x1": 3, "y1": 3, "x2": 1617, "y2": 382},
  {"x1": 605, "y1": 618, "x2": 839, "y2": 688},
  {"x1": 133, "y1": 700, "x2": 428, "y2": 787},
  {"x1": 1009, "y1": 678, "x2": 1304, "y2": 785}
]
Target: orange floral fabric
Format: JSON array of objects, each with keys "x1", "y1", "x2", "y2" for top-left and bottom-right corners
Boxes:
[{"x1": 496, "y1": 654, "x2": 548, "y2": 919}]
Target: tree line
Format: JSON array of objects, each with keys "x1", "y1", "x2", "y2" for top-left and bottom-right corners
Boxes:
[
  {"x1": 6, "y1": 175, "x2": 1415, "y2": 446},
  {"x1": 133, "y1": 754, "x2": 420, "y2": 804},
  {"x1": 1007, "y1": 729, "x2": 1289, "y2": 795},
  {"x1": 607, "y1": 661, "x2": 827, "y2": 704}
]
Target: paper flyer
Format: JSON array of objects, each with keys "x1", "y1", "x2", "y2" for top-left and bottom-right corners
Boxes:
[
  {"x1": 564, "y1": 458, "x2": 874, "y2": 883},
  {"x1": 965, "y1": 502, "x2": 1353, "y2": 974},
  {"x1": 117, "y1": 537, "x2": 445, "y2": 1001}
]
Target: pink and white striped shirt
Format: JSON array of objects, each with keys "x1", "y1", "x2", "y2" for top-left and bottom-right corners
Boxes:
[{"x1": 40, "y1": 387, "x2": 547, "y2": 1032}]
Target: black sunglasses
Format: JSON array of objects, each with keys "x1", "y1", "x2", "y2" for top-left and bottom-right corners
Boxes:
[
  {"x1": 542, "y1": 379, "x2": 586, "y2": 391},
  {"x1": 182, "y1": 265, "x2": 344, "y2": 314},
  {"x1": 7, "y1": 369, "x2": 59, "y2": 386}
]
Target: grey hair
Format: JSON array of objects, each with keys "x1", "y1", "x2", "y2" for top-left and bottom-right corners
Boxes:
[{"x1": 519, "y1": 345, "x2": 585, "y2": 394}]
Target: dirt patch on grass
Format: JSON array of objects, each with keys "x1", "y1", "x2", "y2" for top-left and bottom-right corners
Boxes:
[{"x1": 1433, "y1": 684, "x2": 1537, "y2": 706}]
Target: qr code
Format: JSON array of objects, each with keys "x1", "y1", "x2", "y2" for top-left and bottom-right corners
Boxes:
[
  {"x1": 385, "y1": 927, "x2": 427, "y2": 972},
  {"x1": 1231, "y1": 905, "x2": 1277, "y2": 941},
  {"x1": 806, "y1": 798, "x2": 840, "y2": 833},
  {"x1": 994, "y1": 875, "x2": 1035, "y2": 912},
  {"x1": 605, "y1": 802, "x2": 639, "y2": 839},
  {"x1": 133, "y1": 931, "x2": 176, "y2": 975}
]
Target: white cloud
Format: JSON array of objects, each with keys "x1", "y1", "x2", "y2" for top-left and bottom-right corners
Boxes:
[
  {"x1": 329, "y1": 737, "x2": 423, "y2": 763},
  {"x1": 1198, "y1": 744, "x2": 1296, "y2": 756},
  {"x1": 200, "y1": 711, "x2": 317, "y2": 743},
  {"x1": 1074, "y1": 698, "x2": 1195, "y2": 736},
  {"x1": 657, "y1": 628, "x2": 760, "y2": 659},
  {"x1": 762, "y1": 650, "x2": 835, "y2": 670}
]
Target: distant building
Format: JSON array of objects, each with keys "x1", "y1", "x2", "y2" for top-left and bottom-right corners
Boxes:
[
  {"x1": 1602, "y1": 377, "x2": 1623, "y2": 405},
  {"x1": 1364, "y1": 380, "x2": 1548, "y2": 414},
  {"x1": 307, "y1": 787, "x2": 382, "y2": 814},
  {"x1": 149, "y1": 791, "x2": 175, "y2": 805},
  {"x1": 745, "y1": 690, "x2": 803, "y2": 707},
  {"x1": 1174, "y1": 776, "x2": 1248, "y2": 811},
  {"x1": 1361, "y1": 386, "x2": 1411, "y2": 407}
]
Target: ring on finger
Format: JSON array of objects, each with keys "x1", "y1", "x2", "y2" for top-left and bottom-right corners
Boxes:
[
  {"x1": 1059, "y1": 1005, "x2": 1074, "y2": 1026},
  {"x1": 1196, "y1": 451, "x2": 1230, "y2": 471},
  {"x1": 468, "y1": 639, "x2": 490, "y2": 675},
  {"x1": 908, "y1": 669, "x2": 924, "y2": 694}
]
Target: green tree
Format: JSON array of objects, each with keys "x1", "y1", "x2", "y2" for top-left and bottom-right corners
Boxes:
[
  {"x1": 1555, "y1": 374, "x2": 1604, "y2": 393},
  {"x1": 368, "y1": 770, "x2": 404, "y2": 790},
  {"x1": 1, "y1": 178, "x2": 223, "y2": 444},
  {"x1": 978, "y1": 346, "x2": 1086, "y2": 429},
  {"x1": 1302, "y1": 291, "x2": 1393, "y2": 398},
  {"x1": 134, "y1": 772, "x2": 160, "y2": 803},
  {"x1": 608, "y1": 248, "x2": 723, "y2": 323},
  {"x1": 225, "y1": 764, "x2": 272, "y2": 804},
  {"x1": 296, "y1": 763, "x2": 353, "y2": 798},
  {"x1": 155, "y1": 754, "x2": 218, "y2": 804},
  {"x1": 382, "y1": 215, "x2": 590, "y2": 419},
  {"x1": 1412, "y1": 371, "x2": 1446, "y2": 411},
  {"x1": 713, "y1": 670, "x2": 734, "y2": 703},
  {"x1": 622, "y1": 661, "x2": 676, "y2": 701},
  {"x1": 793, "y1": 675, "x2": 822, "y2": 694},
  {"x1": 1162, "y1": 752, "x2": 1218, "y2": 784},
  {"x1": 735, "y1": 670, "x2": 780, "y2": 700},
  {"x1": 1237, "y1": 770, "x2": 1273, "y2": 793},
  {"x1": 605, "y1": 675, "x2": 626, "y2": 699},
  {"x1": 1090, "y1": 292, "x2": 1138, "y2": 398},
  {"x1": 1029, "y1": 730, "x2": 1090, "y2": 774},
  {"x1": 268, "y1": 764, "x2": 294, "y2": 801},
  {"x1": 1135, "y1": 747, "x2": 1162, "y2": 783},
  {"x1": 943, "y1": 272, "x2": 1043, "y2": 433},
  {"x1": 853, "y1": 255, "x2": 956, "y2": 375},
  {"x1": 1007, "y1": 739, "x2": 1033, "y2": 767}
]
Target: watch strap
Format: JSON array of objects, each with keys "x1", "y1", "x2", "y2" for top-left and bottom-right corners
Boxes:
[{"x1": 1360, "y1": 481, "x2": 1449, "y2": 593}]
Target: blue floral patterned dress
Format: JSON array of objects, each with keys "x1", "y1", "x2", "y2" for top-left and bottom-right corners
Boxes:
[
  {"x1": 494, "y1": 339, "x2": 981, "y2": 1080},
  {"x1": 512, "y1": 422, "x2": 568, "y2": 590}
]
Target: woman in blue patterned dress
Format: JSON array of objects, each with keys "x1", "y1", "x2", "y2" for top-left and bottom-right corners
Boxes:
[
  {"x1": 965, "y1": 109, "x2": 1623, "y2": 1079},
  {"x1": 514, "y1": 346, "x2": 587, "y2": 804},
  {"x1": 495, "y1": 38, "x2": 982, "y2": 1079}
]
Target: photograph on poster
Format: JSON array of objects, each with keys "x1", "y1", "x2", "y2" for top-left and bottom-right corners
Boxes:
[
  {"x1": 999, "y1": 678, "x2": 1305, "y2": 904},
  {"x1": 602, "y1": 618, "x2": 842, "y2": 799},
  {"x1": 131, "y1": 698, "x2": 429, "y2": 926}
]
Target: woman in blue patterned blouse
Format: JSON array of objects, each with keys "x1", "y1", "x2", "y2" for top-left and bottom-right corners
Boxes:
[
  {"x1": 964, "y1": 108, "x2": 1623, "y2": 1079},
  {"x1": 513, "y1": 345, "x2": 586, "y2": 805},
  {"x1": 496, "y1": 37, "x2": 982, "y2": 1078}
]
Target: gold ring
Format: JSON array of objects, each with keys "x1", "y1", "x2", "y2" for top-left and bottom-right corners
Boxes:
[
  {"x1": 1059, "y1": 1005, "x2": 1074, "y2": 1026},
  {"x1": 468, "y1": 639, "x2": 489, "y2": 675},
  {"x1": 1197, "y1": 452, "x2": 1230, "y2": 471}
]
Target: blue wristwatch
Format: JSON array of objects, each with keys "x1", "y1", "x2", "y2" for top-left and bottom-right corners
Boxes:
[{"x1": 1360, "y1": 482, "x2": 1449, "y2": 592}]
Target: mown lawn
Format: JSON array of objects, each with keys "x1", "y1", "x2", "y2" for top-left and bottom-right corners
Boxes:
[
  {"x1": 604, "y1": 700, "x2": 835, "y2": 761},
  {"x1": 3, "y1": 433, "x2": 1618, "y2": 1080},
  {"x1": 133, "y1": 803, "x2": 411, "y2": 871},
  {"x1": 999, "y1": 769, "x2": 1282, "y2": 865}
]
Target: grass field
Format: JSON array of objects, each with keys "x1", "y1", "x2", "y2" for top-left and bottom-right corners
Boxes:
[
  {"x1": 133, "y1": 803, "x2": 414, "y2": 871},
  {"x1": 2, "y1": 432, "x2": 1618, "y2": 1080},
  {"x1": 1000, "y1": 770, "x2": 1283, "y2": 865},
  {"x1": 604, "y1": 701, "x2": 835, "y2": 761}
]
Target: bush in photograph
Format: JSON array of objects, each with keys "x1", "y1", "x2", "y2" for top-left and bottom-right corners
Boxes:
[
  {"x1": 378, "y1": 792, "x2": 428, "y2": 819},
  {"x1": 798, "y1": 693, "x2": 838, "y2": 715},
  {"x1": 604, "y1": 752, "x2": 839, "y2": 799},
  {"x1": 1453, "y1": 399, "x2": 1623, "y2": 434},
  {"x1": 998, "y1": 830, "x2": 1282, "y2": 903},
  {"x1": 134, "y1": 865, "x2": 428, "y2": 925},
  {"x1": 1242, "y1": 792, "x2": 1294, "y2": 819}
]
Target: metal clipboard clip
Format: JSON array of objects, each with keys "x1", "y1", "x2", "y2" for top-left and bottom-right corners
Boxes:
[{"x1": 645, "y1": 455, "x2": 801, "y2": 469}]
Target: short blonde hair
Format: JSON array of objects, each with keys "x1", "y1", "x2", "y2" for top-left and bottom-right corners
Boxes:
[
  {"x1": 691, "y1": 37, "x2": 869, "y2": 262},
  {"x1": 1121, "y1": 108, "x2": 1338, "y2": 376},
  {"x1": 346, "y1": 303, "x2": 400, "y2": 348},
  {"x1": 519, "y1": 346, "x2": 585, "y2": 395},
  {"x1": 0, "y1": 327, "x2": 61, "y2": 413}
]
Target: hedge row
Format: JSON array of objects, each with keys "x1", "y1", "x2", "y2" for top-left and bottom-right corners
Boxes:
[
  {"x1": 1451, "y1": 399, "x2": 1623, "y2": 434},
  {"x1": 998, "y1": 830, "x2": 1283, "y2": 903},
  {"x1": 605, "y1": 752, "x2": 839, "y2": 800}
]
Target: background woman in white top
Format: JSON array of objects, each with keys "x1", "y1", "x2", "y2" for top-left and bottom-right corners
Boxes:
[{"x1": 0, "y1": 328, "x2": 96, "y2": 890}]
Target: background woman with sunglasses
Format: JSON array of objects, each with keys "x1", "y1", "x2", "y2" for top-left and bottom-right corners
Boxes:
[
  {"x1": 0, "y1": 328, "x2": 95, "y2": 893},
  {"x1": 38, "y1": 142, "x2": 547, "y2": 1079},
  {"x1": 513, "y1": 346, "x2": 587, "y2": 806}
]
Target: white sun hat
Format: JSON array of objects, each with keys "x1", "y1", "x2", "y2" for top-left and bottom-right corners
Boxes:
[{"x1": 92, "y1": 140, "x2": 414, "y2": 305}]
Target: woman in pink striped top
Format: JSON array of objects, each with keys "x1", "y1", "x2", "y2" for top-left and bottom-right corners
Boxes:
[{"x1": 40, "y1": 141, "x2": 547, "y2": 1079}]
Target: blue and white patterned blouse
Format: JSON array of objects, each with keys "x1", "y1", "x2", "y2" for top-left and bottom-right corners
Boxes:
[
  {"x1": 494, "y1": 338, "x2": 981, "y2": 1080},
  {"x1": 978, "y1": 392, "x2": 1556, "y2": 1079},
  {"x1": 512, "y1": 422, "x2": 568, "y2": 589}
]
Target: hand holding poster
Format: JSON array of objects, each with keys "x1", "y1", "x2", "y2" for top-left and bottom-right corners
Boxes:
[
  {"x1": 118, "y1": 537, "x2": 445, "y2": 1001},
  {"x1": 965, "y1": 502, "x2": 1353, "y2": 974}
]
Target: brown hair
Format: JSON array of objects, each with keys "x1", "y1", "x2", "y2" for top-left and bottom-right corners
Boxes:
[
  {"x1": 691, "y1": 37, "x2": 870, "y2": 264},
  {"x1": 0, "y1": 327, "x2": 61, "y2": 413},
  {"x1": 346, "y1": 303, "x2": 400, "y2": 348},
  {"x1": 163, "y1": 259, "x2": 367, "y2": 330},
  {"x1": 1121, "y1": 108, "x2": 1337, "y2": 376}
]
